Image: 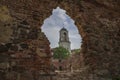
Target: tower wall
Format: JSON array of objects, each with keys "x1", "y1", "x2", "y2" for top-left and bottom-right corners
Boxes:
[
  {"x1": 59, "y1": 41, "x2": 71, "y2": 52},
  {"x1": 59, "y1": 28, "x2": 71, "y2": 52}
]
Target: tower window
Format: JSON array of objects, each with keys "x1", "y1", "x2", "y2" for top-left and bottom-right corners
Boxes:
[
  {"x1": 64, "y1": 32, "x2": 66, "y2": 36},
  {"x1": 64, "y1": 32, "x2": 67, "y2": 41}
]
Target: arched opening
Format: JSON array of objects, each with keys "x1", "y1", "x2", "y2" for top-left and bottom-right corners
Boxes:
[
  {"x1": 41, "y1": 7, "x2": 83, "y2": 78},
  {"x1": 63, "y1": 32, "x2": 67, "y2": 41},
  {"x1": 41, "y1": 7, "x2": 82, "y2": 50}
]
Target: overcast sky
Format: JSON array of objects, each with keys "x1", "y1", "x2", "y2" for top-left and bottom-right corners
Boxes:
[{"x1": 41, "y1": 7, "x2": 82, "y2": 49}]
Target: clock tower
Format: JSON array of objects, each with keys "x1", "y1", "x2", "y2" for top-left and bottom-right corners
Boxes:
[{"x1": 59, "y1": 27, "x2": 71, "y2": 52}]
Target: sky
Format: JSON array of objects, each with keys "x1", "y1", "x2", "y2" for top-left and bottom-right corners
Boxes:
[{"x1": 41, "y1": 7, "x2": 82, "y2": 50}]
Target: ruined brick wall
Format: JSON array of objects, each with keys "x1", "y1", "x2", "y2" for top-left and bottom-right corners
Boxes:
[
  {"x1": 0, "y1": 0, "x2": 120, "y2": 80},
  {"x1": 0, "y1": 5, "x2": 52, "y2": 80}
]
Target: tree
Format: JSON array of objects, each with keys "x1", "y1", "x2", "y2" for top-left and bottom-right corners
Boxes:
[
  {"x1": 53, "y1": 47, "x2": 70, "y2": 70},
  {"x1": 73, "y1": 49, "x2": 80, "y2": 54},
  {"x1": 53, "y1": 47, "x2": 70, "y2": 59}
]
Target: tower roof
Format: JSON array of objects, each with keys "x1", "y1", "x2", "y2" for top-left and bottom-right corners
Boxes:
[{"x1": 60, "y1": 27, "x2": 68, "y2": 31}]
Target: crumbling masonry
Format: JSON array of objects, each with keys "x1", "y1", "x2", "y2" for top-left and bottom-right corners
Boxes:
[{"x1": 0, "y1": 0, "x2": 120, "y2": 80}]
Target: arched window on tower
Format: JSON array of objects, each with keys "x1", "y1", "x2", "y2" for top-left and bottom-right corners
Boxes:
[{"x1": 63, "y1": 32, "x2": 67, "y2": 41}]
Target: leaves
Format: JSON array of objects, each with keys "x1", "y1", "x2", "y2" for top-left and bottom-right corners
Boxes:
[{"x1": 53, "y1": 47, "x2": 70, "y2": 59}]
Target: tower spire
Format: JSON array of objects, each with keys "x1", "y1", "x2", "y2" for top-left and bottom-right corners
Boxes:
[{"x1": 63, "y1": 21, "x2": 66, "y2": 28}]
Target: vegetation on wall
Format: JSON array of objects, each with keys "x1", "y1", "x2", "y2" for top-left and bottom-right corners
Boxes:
[
  {"x1": 72, "y1": 49, "x2": 80, "y2": 54},
  {"x1": 53, "y1": 47, "x2": 70, "y2": 59}
]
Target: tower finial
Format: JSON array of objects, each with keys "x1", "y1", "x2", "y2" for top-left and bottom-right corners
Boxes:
[{"x1": 63, "y1": 21, "x2": 66, "y2": 28}]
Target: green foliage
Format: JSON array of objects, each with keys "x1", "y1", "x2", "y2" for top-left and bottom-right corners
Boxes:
[
  {"x1": 74, "y1": 49, "x2": 80, "y2": 53},
  {"x1": 53, "y1": 47, "x2": 70, "y2": 59},
  {"x1": 72, "y1": 49, "x2": 80, "y2": 54}
]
